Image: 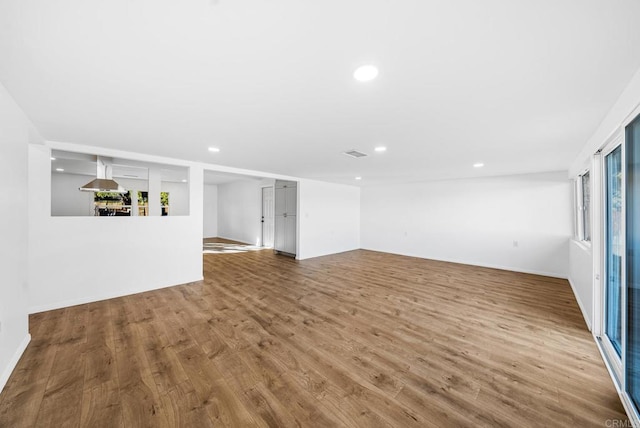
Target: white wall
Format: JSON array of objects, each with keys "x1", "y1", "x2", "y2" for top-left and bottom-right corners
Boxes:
[
  {"x1": 569, "y1": 240, "x2": 593, "y2": 329},
  {"x1": 297, "y1": 179, "x2": 361, "y2": 260},
  {"x1": 203, "y1": 184, "x2": 218, "y2": 238},
  {"x1": 217, "y1": 179, "x2": 262, "y2": 245},
  {"x1": 51, "y1": 173, "x2": 95, "y2": 216},
  {"x1": 570, "y1": 67, "x2": 640, "y2": 177},
  {"x1": 28, "y1": 144, "x2": 204, "y2": 313},
  {"x1": 161, "y1": 180, "x2": 189, "y2": 216},
  {"x1": 361, "y1": 172, "x2": 572, "y2": 278},
  {"x1": 0, "y1": 83, "x2": 34, "y2": 392}
]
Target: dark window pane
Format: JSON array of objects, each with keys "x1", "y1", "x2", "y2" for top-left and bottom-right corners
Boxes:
[{"x1": 626, "y1": 114, "x2": 640, "y2": 408}]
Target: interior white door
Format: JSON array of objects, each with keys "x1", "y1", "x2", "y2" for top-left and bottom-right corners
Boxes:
[{"x1": 262, "y1": 186, "x2": 274, "y2": 247}]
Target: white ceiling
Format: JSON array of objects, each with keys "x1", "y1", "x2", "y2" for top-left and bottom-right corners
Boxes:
[{"x1": 2, "y1": 0, "x2": 640, "y2": 185}]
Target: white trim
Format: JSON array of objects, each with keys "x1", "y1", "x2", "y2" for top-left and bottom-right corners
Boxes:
[
  {"x1": 596, "y1": 335, "x2": 622, "y2": 390},
  {"x1": 359, "y1": 248, "x2": 568, "y2": 279},
  {"x1": 622, "y1": 101, "x2": 640, "y2": 130},
  {"x1": 0, "y1": 334, "x2": 31, "y2": 394},
  {"x1": 214, "y1": 236, "x2": 253, "y2": 245},
  {"x1": 597, "y1": 142, "x2": 624, "y2": 381},
  {"x1": 595, "y1": 336, "x2": 640, "y2": 427},
  {"x1": 602, "y1": 128, "x2": 624, "y2": 154},
  {"x1": 28, "y1": 275, "x2": 203, "y2": 314},
  {"x1": 568, "y1": 277, "x2": 592, "y2": 331},
  {"x1": 571, "y1": 179, "x2": 578, "y2": 240},
  {"x1": 593, "y1": 149, "x2": 604, "y2": 338},
  {"x1": 621, "y1": 393, "x2": 640, "y2": 428},
  {"x1": 579, "y1": 240, "x2": 592, "y2": 250},
  {"x1": 296, "y1": 248, "x2": 358, "y2": 261},
  {"x1": 260, "y1": 185, "x2": 275, "y2": 248},
  {"x1": 577, "y1": 169, "x2": 592, "y2": 244},
  {"x1": 571, "y1": 238, "x2": 592, "y2": 253}
]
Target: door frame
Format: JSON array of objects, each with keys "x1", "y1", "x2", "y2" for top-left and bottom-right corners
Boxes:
[
  {"x1": 593, "y1": 103, "x2": 640, "y2": 426},
  {"x1": 597, "y1": 131, "x2": 624, "y2": 384}
]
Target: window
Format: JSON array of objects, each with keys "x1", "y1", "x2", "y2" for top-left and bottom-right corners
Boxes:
[
  {"x1": 94, "y1": 191, "x2": 133, "y2": 216},
  {"x1": 576, "y1": 170, "x2": 591, "y2": 242},
  {"x1": 626, "y1": 113, "x2": 640, "y2": 410},
  {"x1": 161, "y1": 192, "x2": 170, "y2": 216},
  {"x1": 574, "y1": 179, "x2": 581, "y2": 240},
  {"x1": 138, "y1": 191, "x2": 149, "y2": 216}
]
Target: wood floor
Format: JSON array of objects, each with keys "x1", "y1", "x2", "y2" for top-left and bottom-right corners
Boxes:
[{"x1": 0, "y1": 247, "x2": 628, "y2": 427}]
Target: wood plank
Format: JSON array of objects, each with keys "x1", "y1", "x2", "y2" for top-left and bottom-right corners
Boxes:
[
  {"x1": 0, "y1": 309, "x2": 66, "y2": 428},
  {"x1": 0, "y1": 245, "x2": 628, "y2": 426}
]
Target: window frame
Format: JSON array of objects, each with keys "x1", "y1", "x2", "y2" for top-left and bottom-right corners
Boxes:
[
  {"x1": 598, "y1": 138, "x2": 625, "y2": 383},
  {"x1": 576, "y1": 169, "x2": 592, "y2": 245}
]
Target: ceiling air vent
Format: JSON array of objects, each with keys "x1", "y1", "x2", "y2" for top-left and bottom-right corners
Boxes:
[{"x1": 343, "y1": 150, "x2": 368, "y2": 158}]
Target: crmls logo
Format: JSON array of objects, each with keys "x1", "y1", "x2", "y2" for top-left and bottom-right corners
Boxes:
[{"x1": 606, "y1": 420, "x2": 634, "y2": 428}]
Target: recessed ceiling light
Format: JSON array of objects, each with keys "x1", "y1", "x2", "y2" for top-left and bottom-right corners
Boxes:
[
  {"x1": 208, "y1": 147, "x2": 220, "y2": 153},
  {"x1": 50, "y1": 157, "x2": 56, "y2": 161},
  {"x1": 353, "y1": 65, "x2": 378, "y2": 82},
  {"x1": 56, "y1": 168, "x2": 64, "y2": 172},
  {"x1": 355, "y1": 176, "x2": 362, "y2": 180},
  {"x1": 473, "y1": 163, "x2": 484, "y2": 168},
  {"x1": 374, "y1": 146, "x2": 387, "y2": 152}
]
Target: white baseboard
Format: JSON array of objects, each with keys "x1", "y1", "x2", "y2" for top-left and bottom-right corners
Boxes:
[
  {"x1": 593, "y1": 335, "x2": 638, "y2": 426},
  {"x1": 297, "y1": 247, "x2": 360, "y2": 261},
  {"x1": 0, "y1": 334, "x2": 31, "y2": 394},
  {"x1": 568, "y1": 277, "x2": 592, "y2": 331},
  {"x1": 29, "y1": 275, "x2": 203, "y2": 314},
  {"x1": 358, "y1": 248, "x2": 588, "y2": 330},
  {"x1": 360, "y1": 247, "x2": 568, "y2": 279},
  {"x1": 214, "y1": 235, "x2": 253, "y2": 245}
]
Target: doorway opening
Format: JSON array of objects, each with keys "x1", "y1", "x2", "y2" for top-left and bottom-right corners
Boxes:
[{"x1": 202, "y1": 170, "x2": 278, "y2": 254}]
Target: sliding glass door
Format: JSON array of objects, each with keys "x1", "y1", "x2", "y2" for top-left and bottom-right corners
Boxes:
[
  {"x1": 605, "y1": 145, "x2": 623, "y2": 358},
  {"x1": 627, "y1": 114, "x2": 640, "y2": 409},
  {"x1": 595, "y1": 110, "x2": 640, "y2": 422}
]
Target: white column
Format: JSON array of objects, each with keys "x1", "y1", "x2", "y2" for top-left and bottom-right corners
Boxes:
[
  {"x1": 190, "y1": 166, "x2": 203, "y2": 277},
  {"x1": 190, "y1": 166, "x2": 203, "y2": 223},
  {"x1": 148, "y1": 167, "x2": 161, "y2": 216},
  {"x1": 130, "y1": 187, "x2": 138, "y2": 216}
]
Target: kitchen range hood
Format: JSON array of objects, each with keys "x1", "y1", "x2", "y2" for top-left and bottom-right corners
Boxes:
[{"x1": 79, "y1": 156, "x2": 127, "y2": 193}]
